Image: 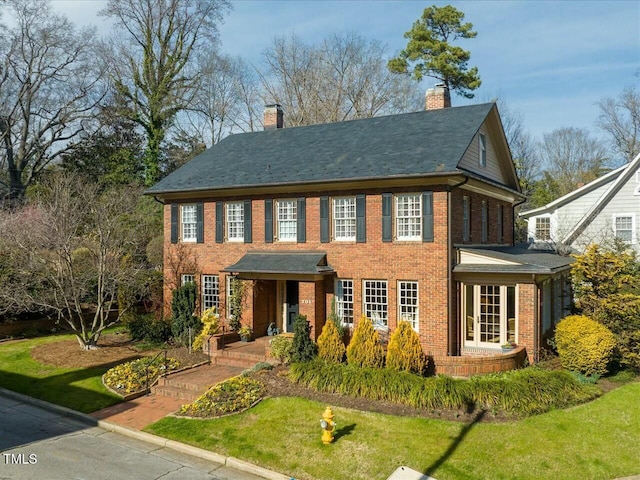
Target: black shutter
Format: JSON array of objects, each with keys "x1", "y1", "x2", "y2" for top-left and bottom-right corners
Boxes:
[
  {"x1": 170, "y1": 203, "x2": 179, "y2": 244},
  {"x1": 265, "y1": 199, "x2": 273, "y2": 243},
  {"x1": 244, "y1": 199, "x2": 252, "y2": 243},
  {"x1": 382, "y1": 193, "x2": 392, "y2": 242},
  {"x1": 356, "y1": 194, "x2": 366, "y2": 243},
  {"x1": 196, "y1": 202, "x2": 204, "y2": 243},
  {"x1": 297, "y1": 197, "x2": 306, "y2": 243},
  {"x1": 320, "y1": 196, "x2": 329, "y2": 243},
  {"x1": 422, "y1": 191, "x2": 434, "y2": 242},
  {"x1": 215, "y1": 202, "x2": 223, "y2": 243}
]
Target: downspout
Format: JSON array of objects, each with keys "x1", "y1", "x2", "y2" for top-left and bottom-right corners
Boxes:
[
  {"x1": 153, "y1": 196, "x2": 165, "y2": 205},
  {"x1": 532, "y1": 274, "x2": 540, "y2": 364},
  {"x1": 447, "y1": 175, "x2": 469, "y2": 356}
]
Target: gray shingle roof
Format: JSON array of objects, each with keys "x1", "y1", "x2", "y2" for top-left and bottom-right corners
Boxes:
[
  {"x1": 146, "y1": 103, "x2": 496, "y2": 195},
  {"x1": 454, "y1": 246, "x2": 574, "y2": 274},
  {"x1": 222, "y1": 251, "x2": 334, "y2": 276}
]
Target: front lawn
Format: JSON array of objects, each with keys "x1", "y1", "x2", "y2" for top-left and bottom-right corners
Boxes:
[{"x1": 146, "y1": 380, "x2": 640, "y2": 480}]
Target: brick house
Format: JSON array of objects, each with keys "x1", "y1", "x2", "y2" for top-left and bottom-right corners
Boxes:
[{"x1": 146, "y1": 85, "x2": 572, "y2": 375}]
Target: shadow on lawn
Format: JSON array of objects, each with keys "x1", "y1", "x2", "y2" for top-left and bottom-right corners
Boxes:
[
  {"x1": 423, "y1": 409, "x2": 486, "y2": 477},
  {"x1": 333, "y1": 423, "x2": 356, "y2": 441}
]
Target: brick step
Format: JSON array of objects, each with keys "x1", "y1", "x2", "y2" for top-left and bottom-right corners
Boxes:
[
  {"x1": 152, "y1": 385, "x2": 201, "y2": 402},
  {"x1": 212, "y1": 355, "x2": 264, "y2": 368}
]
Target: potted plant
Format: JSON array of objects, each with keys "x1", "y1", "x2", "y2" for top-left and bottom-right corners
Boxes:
[
  {"x1": 238, "y1": 325, "x2": 253, "y2": 342},
  {"x1": 501, "y1": 341, "x2": 517, "y2": 352}
]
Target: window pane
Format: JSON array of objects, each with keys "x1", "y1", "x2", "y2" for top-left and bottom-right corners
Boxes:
[
  {"x1": 615, "y1": 216, "x2": 633, "y2": 242},
  {"x1": 536, "y1": 218, "x2": 551, "y2": 241},
  {"x1": 398, "y1": 281, "x2": 419, "y2": 330},
  {"x1": 202, "y1": 275, "x2": 220, "y2": 310},
  {"x1": 181, "y1": 205, "x2": 197, "y2": 241},
  {"x1": 336, "y1": 279, "x2": 354, "y2": 326},
  {"x1": 363, "y1": 280, "x2": 388, "y2": 327},
  {"x1": 396, "y1": 195, "x2": 421, "y2": 240},
  {"x1": 181, "y1": 274, "x2": 194, "y2": 286},
  {"x1": 479, "y1": 285, "x2": 500, "y2": 344},
  {"x1": 333, "y1": 197, "x2": 356, "y2": 240},
  {"x1": 277, "y1": 200, "x2": 297, "y2": 241},
  {"x1": 226, "y1": 203, "x2": 244, "y2": 240}
]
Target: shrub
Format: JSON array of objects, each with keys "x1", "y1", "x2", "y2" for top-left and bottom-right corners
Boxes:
[
  {"x1": 291, "y1": 314, "x2": 317, "y2": 362},
  {"x1": 346, "y1": 316, "x2": 384, "y2": 368},
  {"x1": 386, "y1": 321, "x2": 426, "y2": 374},
  {"x1": 192, "y1": 307, "x2": 220, "y2": 351},
  {"x1": 592, "y1": 293, "x2": 640, "y2": 371},
  {"x1": 178, "y1": 375, "x2": 266, "y2": 417},
  {"x1": 126, "y1": 314, "x2": 171, "y2": 344},
  {"x1": 171, "y1": 282, "x2": 200, "y2": 345},
  {"x1": 317, "y1": 319, "x2": 346, "y2": 363},
  {"x1": 104, "y1": 356, "x2": 181, "y2": 394},
  {"x1": 555, "y1": 315, "x2": 617, "y2": 375},
  {"x1": 270, "y1": 335, "x2": 294, "y2": 364}
]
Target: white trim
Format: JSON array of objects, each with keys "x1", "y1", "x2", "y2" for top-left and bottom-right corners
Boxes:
[
  {"x1": 362, "y1": 279, "x2": 388, "y2": 328},
  {"x1": 395, "y1": 193, "x2": 422, "y2": 241},
  {"x1": 332, "y1": 196, "x2": 356, "y2": 241},
  {"x1": 397, "y1": 280, "x2": 419, "y2": 331},
  {"x1": 225, "y1": 202, "x2": 244, "y2": 242},
  {"x1": 275, "y1": 199, "x2": 297, "y2": 242},
  {"x1": 180, "y1": 204, "x2": 197, "y2": 243}
]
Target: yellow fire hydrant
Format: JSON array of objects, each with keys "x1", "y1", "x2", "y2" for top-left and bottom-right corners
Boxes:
[{"x1": 320, "y1": 406, "x2": 336, "y2": 444}]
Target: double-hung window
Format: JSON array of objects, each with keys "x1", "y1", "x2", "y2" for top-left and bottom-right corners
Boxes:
[
  {"x1": 363, "y1": 280, "x2": 388, "y2": 328},
  {"x1": 335, "y1": 279, "x2": 354, "y2": 327},
  {"x1": 181, "y1": 205, "x2": 197, "y2": 242},
  {"x1": 202, "y1": 275, "x2": 220, "y2": 310},
  {"x1": 226, "y1": 202, "x2": 244, "y2": 241},
  {"x1": 333, "y1": 197, "x2": 356, "y2": 241},
  {"x1": 613, "y1": 214, "x2": 634, "y2": 243},
  {"x1": 398, "y1": 281, "x2": 419, "y2": 331},
  {"x1": 181, "y1": 274, "x2": 195, "y2": 286},
  {"x1": 535, "y1": 217, "x2": 551, "y2": 241},
  {"x1": 396, "y1": 194, "x2": 421, "y2": 240},
  {"x1": 276, "y1": 200, "x2": 297, "y2": 241}
]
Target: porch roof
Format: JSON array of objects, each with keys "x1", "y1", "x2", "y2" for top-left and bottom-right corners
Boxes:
[
  {"x1": 454, "y1": 245, "x2": 574, "y2": 275},
  {"x1": 222, "y1": 251, "x2": 335, "y2": 277}
]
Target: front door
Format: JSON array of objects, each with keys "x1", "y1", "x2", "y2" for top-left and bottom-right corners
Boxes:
[
  {"x1": 285, "y1": 281, "x2": 299, "y2": 332},
  {"x1": 463, "y1": 284, "x2": 516, "y2": 348}
]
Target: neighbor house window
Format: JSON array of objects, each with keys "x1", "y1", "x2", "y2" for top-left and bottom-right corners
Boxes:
[
  {"x1": 462, "y1": 196, "x2": 470, "y2": 241},
  {"x1": 181, "y1": 274, "x2": 195, "y2": 286},
  {"x1": 535, "y1": 217, "x2": 551, "y2": 241},
  {"x1": 395, "y1": 194, "x2": 421, "y2": 240},
  {"x1": 181, "y1": 205, "x2": 197, "y2": 242},
  {"x1": 479, "y1": 133, "x2": 487, "y2": 167},
  {"x1": 276, "y1": 199, "x2": 297, "y2": 241},
  {"x1": 226, "y1": 202, "x2": 244, "y2": 241},
  {"x1": 335, "y1": 279, "x2": 354, "y2": 327},
  {"x1": 363, "y1": 280, "x2": 388, "y2": 327},
  {"x1": 613, "y1": 214, "x2": 634, "y2": 243},
  {"x1": 333, "y1": 197, "x2": 356, "y2": 241},
  {"x1": 398, "y1": 281, "x2": 419, "y2": 331},
  {"x1": 202, "y1": 275, "x2": 220, "y2": 310},
  {"x1": 481, "y1": 201, "x2": 488, "y2": 243}
]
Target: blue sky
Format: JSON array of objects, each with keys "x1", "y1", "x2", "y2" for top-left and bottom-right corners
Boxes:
[{"x1": 49, "y1": 0, "x2": 639, "y2": 156}]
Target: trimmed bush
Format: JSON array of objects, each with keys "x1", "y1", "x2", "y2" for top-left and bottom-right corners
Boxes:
[
  {"x1": 291, "y1": 314, "x2": 317, "y2": 363},
  {"x1": 386, "y1": 321, "x2": 426, "y2": 374},
  {"x1": 346, "y1": 316, "x2": 384, "y2": 368},
  {"x1": 317, "y1": 319, "x2": 346, "y2": 364},
  {"x1": 126, "y1": 314, "x2": 171, "y2": 344},
  {"x1": 555, "y1": 315, "x2": 617, "y2": 376},
  {"x1": 192, "y1": 307, "x2": 220, "y2": 351},
  {"x1": 270, "y1": 335, "x2": 294, "y2": 364},
  {"x1": 171, "y1": 282, "x2": 200, "y2": 345}
]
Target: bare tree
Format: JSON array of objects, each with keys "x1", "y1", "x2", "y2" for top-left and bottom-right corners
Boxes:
[
  {"x1": 100, "y1": 0, "x2": 230, "y2": 186},
  {"x1": 0, "y1": 0, "x2": 103, "y2": 201},
  {"x1": 597, "y1": 84, "x2": 640, "y2": 163},
  {"x1": 260, "y1": 32, "x2": 423, "y2": 127},
  {"x1": 538, "y1": 127, "x2": 609, "y2": 198},
  {"x1": 0, "y1": 174, "x2": 146, "y2": 349}
]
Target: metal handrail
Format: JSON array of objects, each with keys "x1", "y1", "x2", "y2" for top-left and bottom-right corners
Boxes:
[{"x1": 145, "y1": 348, "x2": 168, "y2": 395}]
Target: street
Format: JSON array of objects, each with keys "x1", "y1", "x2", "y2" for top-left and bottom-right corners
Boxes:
[{"x1": 0, "y1": 393, "x2": 269, "y2": 480}]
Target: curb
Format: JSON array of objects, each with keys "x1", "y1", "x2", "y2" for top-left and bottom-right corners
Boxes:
[{"x1": 0, "y1": 388, "x2": 291, "y2": 480}]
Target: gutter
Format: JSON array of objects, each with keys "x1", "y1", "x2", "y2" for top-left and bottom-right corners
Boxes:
[{"x1": 447, "y1": 175, "x2": 469, "y2": 357}]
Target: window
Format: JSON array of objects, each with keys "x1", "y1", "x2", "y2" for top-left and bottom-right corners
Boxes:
[
  {"x1": 463, "y1": 283, "x2": 516, "y2": 348},
  {"x1": 395, "y1": 194, "x2": 421, "y2": 240},
  {"x1": 613, "y1": 215, "x2": 634, "y2": 243},
  {"x1": 276, "y1": 199, "x2": 297, "y2": 241},
  {"x1": 535, "y1": 217, "x2": 551, "y2": 241},
  {"x1": 181, "y1": 205, "x2": 197, "y2": 242},
  {"x1": 363, "y1": 280, "x2": 388, "y2": 327},
  {"x1": 333, "y1": 197, "x2": 356, "y2": 241},
  {"x1": 462, "y1": 196, "x2": 470, "y2": 242},
  {"x1": 479, "y1": 133, "x2": 487, "y2": 167},
  {"x1": 226, "y1": 202, "x2": 244, "y2": 241},
  {"x1": 398, "y1": 281, "x2": 419, "y2": 331},
  {"x1": 481, "y1": 201, "x2": 488, "y2": 243},
  {"x1": 335, "y1": 279, "x2": 354, "y2": 327},
  {"x1": 202, "y1": 275, "x2": 220, "y2": 310},
  {"x1": 181, "y1": 274, "x2": 195, "y2": 286}
]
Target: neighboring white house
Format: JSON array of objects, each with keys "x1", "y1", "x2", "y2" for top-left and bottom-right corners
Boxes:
[{"x1": 520, "y1": 152, "x2": 640, "y2": 253}]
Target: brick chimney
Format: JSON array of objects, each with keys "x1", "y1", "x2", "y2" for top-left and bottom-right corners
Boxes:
[
  {"x1": 264, "y1": 104, "x2": 284, "y2": 130},
  {"x1": 425, "y1": 83, "x2": 451, "y2": 110}
]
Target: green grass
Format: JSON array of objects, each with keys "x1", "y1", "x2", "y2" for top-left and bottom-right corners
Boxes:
[
  {"x1": 0, "y1": 335, "x2": 122, "y2": 413},
  {"x1": 145, "y1": 381, "x2": 640, "y2": 480}
]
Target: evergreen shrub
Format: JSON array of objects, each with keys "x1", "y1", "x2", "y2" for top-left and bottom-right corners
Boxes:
[
  {"x1": 126, "y1": 314, "x2": 171, "y2": 344},
  {"x1": 555, "y1": 315, "x2": 617, "y2": 376},
  {"x1": 317, "y1": 319, "x2": 346, "y2": 363},
  {"x1": 171, "y1": 282, "x2": 201, "y2": 345},
  {"x1": 270, "y1": 335, "x2": 294, "y2": 364},
  {"x1": 291, "y1": 314, "x2": 317, "y2": 362},
  {"x1": 386, "y1": 320, "x2": 426, "y2": 374},
  {"x1": 346, "y1": 316, "x2": 384, "y2": 368}
]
